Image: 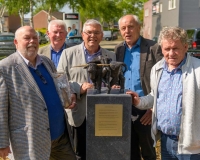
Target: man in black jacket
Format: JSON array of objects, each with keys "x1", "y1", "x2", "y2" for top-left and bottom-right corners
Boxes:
[{"x1": 114, "y1": 14, "x2": 163, "y2": 160}]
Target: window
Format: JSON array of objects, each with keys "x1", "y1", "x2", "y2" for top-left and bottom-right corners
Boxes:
[
  {"x1": 169, "y1": 0, "x2": 176, "y2": 10},
  {"x1": 160, "y1": 3, "x2": 163, "y2": 12},
  {"x1": 152, "y1": 2, "x2": 160, "y2": 15},
  {"x1": 145, "y1": 9, "x2": 149, "y2": 17}
]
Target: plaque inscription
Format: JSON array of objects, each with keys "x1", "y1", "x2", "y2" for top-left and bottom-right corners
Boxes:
[{"x1": 95, "y1": 104, "x2": 123, "y2": 136}]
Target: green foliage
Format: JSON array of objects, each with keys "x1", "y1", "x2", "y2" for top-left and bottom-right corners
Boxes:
[
  {"x1": 35, "y1": 28, "x2": 47, "y2": 34},
  {"x1": 0, "y1": 55, "x2": 7, "y2": 60},
  {"x1": 78, "y1": 0, "x2": 147, "y2": 27}
]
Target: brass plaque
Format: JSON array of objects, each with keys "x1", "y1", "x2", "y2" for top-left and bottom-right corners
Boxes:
[{"x1": 95, "y1": 104, "x2": 123, "y2": 136}]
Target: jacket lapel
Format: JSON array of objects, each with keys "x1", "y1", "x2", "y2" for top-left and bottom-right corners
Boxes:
[
  {"x1": 46, "y1": 45, "x2": 51, "y2": 59},
  {"x1": 14, "y1": 53, "x2": 45, "y2": 103},
  {"x1": 116, "y1": 42, "x2": 125, "y2": 62},
  {"x1": 140, "y1": 37, "x2": 148, "y2": 78}
]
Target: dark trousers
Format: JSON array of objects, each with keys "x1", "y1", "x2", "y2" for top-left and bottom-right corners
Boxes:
[
  {"x1": 49, "y1": 132, "x2": 76, "y2": 160},
  {"x1": 72, "y1": 118, "x2": 86, "y2": 160},
  {"x1": 131, "y1": 120, "x2": 156, "y2": 160}
]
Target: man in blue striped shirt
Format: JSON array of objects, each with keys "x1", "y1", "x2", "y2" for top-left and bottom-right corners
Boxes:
[{"x1": 128, "y1": 26, "x2": 200, "y2": 160}]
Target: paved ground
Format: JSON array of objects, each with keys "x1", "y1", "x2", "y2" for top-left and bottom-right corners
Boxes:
[{"x1": 100, "y1": 39, "x2": 123, "y2": 51}]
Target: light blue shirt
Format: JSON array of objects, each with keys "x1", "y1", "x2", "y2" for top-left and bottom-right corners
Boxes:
[
  {"x1": 51, "y1": 43, "x2": 66, "y2": 68},
  {"x1": 157, "y1": 56, "x2": 186, "y2": 136},
  {"x1": 124, "y1": 37, "x2": 144, "y2": 96}
]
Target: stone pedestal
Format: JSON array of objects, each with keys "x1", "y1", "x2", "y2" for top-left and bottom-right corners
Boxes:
[{"x1": 86, "y1": 88, "x2": 132, "y2": 160}]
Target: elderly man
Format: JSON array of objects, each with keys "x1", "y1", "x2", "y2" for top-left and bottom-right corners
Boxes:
[
  {"x1": 115, "y1": 14, "x2": 163, "y2": 160},
  {"x1": 0, "y1": 26, "x2": 76, "y2": 160},
  {"x1": 38, "y1": 20, "x2": 68, "y2": 68},
  {"x1": 57, "y1": 19, "x2": 116, "y2": 160},
  {"x1": 128, "y1": 26, "x2": 200, "y2": 160}
]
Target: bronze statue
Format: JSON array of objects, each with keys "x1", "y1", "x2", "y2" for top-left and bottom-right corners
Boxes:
[
  {"x1": 75, "y1": 55, "x2": 127, "y2": 94},
  {"x1": 84, "y1": 62, "x2": 102, "y2": 94}
]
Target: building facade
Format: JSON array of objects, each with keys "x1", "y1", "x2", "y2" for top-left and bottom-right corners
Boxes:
[
  {"x1": 1, "y1": 13, "x2": 21, "y2": 33},
  {"x1": 143, "y1": 0, "x2": 200, "y2": 39},
  {"x1": 33, "y1": 10, "x2": 63, "y2": 29}
]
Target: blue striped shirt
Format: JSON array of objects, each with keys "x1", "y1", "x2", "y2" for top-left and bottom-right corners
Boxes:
[{"x1": 157, "y1": 56, "x2": 186, "y2": 136}]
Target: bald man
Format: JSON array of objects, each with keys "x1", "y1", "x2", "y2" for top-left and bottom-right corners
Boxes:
[{"x1": 0, "y1": 26, "x2": 76, "y2": 160}]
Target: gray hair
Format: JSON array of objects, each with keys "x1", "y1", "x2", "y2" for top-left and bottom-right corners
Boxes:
[
  {"x1": 118, "y1": 15, "x2": 141, "y2": 28},
  {"x1": 82, "y1": 19, "x2": 103, "y2": 32},
  {"x1": 158, "y1": 26, "x2": 188, "y2": 46},
  {"x1": 48, "y1": 20, "x2": 67, "y2": 31}
]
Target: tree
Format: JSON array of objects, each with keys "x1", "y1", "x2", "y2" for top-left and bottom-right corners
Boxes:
[
  {"x1": 0, "y1": 5, "x2": 6, "y2": 32},
  {"x1": 116, "y1": 0, "x2": 148, "y2": 23},
  {"x1": 35, "y1": 0, "x2": 68, "y2": 24},
  {"x1": 4, "y1": 0, "x2": 29, "y2": 26},
  {"x1": 79, "y1": 0, "x2": 121, "y2": 27}
]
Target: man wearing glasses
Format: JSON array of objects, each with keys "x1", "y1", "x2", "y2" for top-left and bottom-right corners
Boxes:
[
  {"x1": 57, "y1": 19, "x2": 116, "y2": 160},
  {"x1": 0, "y1": 26, "x2": 76, "y2": 160}
]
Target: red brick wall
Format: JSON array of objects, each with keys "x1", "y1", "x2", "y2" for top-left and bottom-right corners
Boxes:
[
  {"x1": 143, "y1": 0, "x2": 153, "y2": 39},
  {"x1": 33, "y1": 10, "x2": 48, "y2": 29},
  {"x1": 33, "y1": 10, "x2": 57, "y2": 29}
]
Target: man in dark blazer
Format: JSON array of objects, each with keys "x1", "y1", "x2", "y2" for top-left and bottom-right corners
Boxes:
[
  {"x1": 114, "y1": 14, "x2": 163, "y2": 160},
  {"x1": 38, "y1": 20, "x2": 68, "y2": 68},
  {"x1": 0, "y1": 26, "x2": 76, "y2": 160}
]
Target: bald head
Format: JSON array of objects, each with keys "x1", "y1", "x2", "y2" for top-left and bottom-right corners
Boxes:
[
  {"x1": 14, "y1": 26, "x2": 39, "y2": 66},
  {"x1": 15, "y1": 26, "x2": 37, "y2": 40}
]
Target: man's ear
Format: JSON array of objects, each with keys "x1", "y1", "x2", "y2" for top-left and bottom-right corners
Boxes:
[{"x1": 14, "y1": 39, "x2": 18, "y2": 46}]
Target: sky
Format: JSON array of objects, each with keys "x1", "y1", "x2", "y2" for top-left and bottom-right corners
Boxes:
[{"x1": 24, "y1": 4, "x2": 72, "y2": 18}]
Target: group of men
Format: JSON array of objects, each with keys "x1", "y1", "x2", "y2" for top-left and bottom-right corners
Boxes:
[{"x1": 0, "y1": 13, "x2": 200, "y2": 160}]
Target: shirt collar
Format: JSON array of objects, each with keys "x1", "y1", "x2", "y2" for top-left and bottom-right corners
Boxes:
[
  {"x1": 18, "y1": 51, "x2": 43, "y2": 69},
  {"x1": 163, "y1": 55, "x2": 187, "y2": 71},
  {"x1": 50, "y1": 43, "x2": 66, "y2": 52},
  {"x1": 83, "y1": 43, "x2": 102, "y2": 57},
  {"x1": 123, "y1": 36, "x2": 141, "y2": 49}
]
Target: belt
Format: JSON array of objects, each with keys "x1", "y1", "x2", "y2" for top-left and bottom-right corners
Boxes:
[{"x1": 162, "y1": 132, "x2": 179, "y2": 140}]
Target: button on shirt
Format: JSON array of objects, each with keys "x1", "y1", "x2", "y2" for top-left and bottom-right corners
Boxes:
[
  {"x1": 51, "y1": 43, "x2": 66, "y2": 68},
  {"x1": 157, "y1": 56, "x2": 186, "y2": 136},
  {"x1": 124, "y1": 37, "x2": 144, "y2": 97}
]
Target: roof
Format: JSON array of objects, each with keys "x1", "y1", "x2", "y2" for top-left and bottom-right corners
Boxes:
[
  {"x1": 52, "y1": 11, "x2": 64, "y2": 20},
  {"x1": 34, "y1": 10, "x2": 63, "y2": 20}
]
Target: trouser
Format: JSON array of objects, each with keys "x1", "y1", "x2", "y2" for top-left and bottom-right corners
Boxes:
[
  {"x1": 161, "y1": 132, "x2": 200, "y2": 160},
  {"x1": 131, "y1": 120, "x2": 156, "y2": 160},
  {"x1": 49, "y1": 132, "x2": 76, "y2": 160},
  {"x1": 72, "y1": 119, "x2": 86, "y2": 160},
  {"x1": 131, "y1": 106, "x2": 156, "y2": 160}
]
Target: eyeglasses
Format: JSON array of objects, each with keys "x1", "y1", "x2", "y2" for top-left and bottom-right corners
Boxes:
[
  {"x1": 34, "y1": 69, "x2": 47, "y2": 84},
  {"x1": 83, "y1": 31, "x2": 101, "y2": 36}
]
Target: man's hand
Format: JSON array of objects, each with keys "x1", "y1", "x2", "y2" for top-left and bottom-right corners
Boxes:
[
  {"x1": 0, "y1": 146, "x2": 11, "y2": 160},
  {"x1": 140, "y1": 109, "x2": 152, "y2": 125},
  {"x1": 126, "y1": 91, "x2": 140, "y2": 106},
  {"x1": 67, "y1": 94, "x2": 77, "y2": 109},
  {"x1": 80, "y1": 82, "x2": 94, "y2": 94}
]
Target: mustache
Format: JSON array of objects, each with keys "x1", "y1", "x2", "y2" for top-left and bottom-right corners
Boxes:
[{"x1": 27, "y1": 44, "x2": 37, "y2": 48}]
